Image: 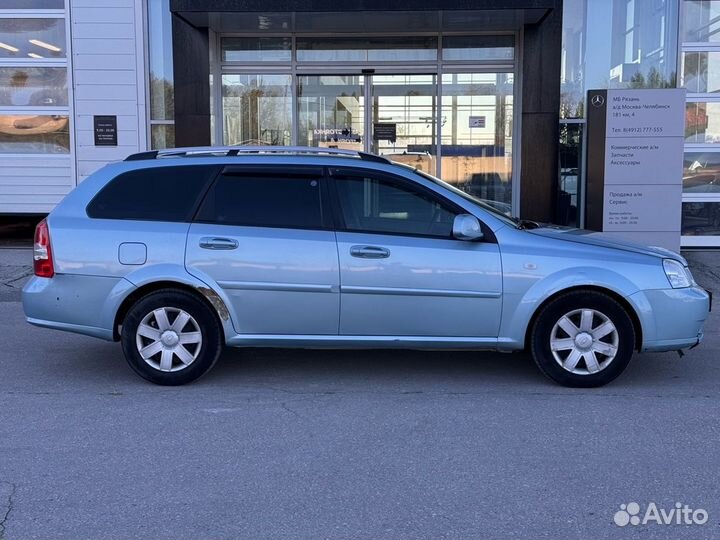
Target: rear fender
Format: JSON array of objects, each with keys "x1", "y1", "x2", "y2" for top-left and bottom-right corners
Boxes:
[{"x1": 119, "y1": 263, "x2": 238, "y2": 340}]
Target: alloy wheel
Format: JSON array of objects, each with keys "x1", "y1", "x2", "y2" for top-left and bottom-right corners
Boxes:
[
  {"x1": 135, "y1": 307, "x2": 203, "y2": 372},
  {"x1": 550, "y1": 308, "x2": 619, "y2": 375}
]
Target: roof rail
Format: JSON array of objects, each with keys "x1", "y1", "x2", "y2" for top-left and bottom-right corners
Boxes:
[{"x1": 124, "y1": 146, "x2": 392, "y2": 164}]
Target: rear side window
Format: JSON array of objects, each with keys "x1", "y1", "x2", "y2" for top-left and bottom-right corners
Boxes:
[
  {"x1": 195, "y1": 172, "x2": 324, "y2": 229},
  {"x1": 87, "y1": 165, "x2": 219, "y2": 221}
]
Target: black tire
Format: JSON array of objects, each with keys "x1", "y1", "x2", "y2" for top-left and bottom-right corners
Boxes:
[
  {"x1": 530, "y1": 290, "x2": 635, "y2": 388},
  {"x1": 121, "y1": 289, "x2": 223, "y2": 385}
]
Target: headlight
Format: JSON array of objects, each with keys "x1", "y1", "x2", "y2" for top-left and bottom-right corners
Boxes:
[{"x1": 663, "y1": 259, "x2": 694, "y2": 288}]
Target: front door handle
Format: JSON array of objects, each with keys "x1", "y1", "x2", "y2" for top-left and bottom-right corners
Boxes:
[
  {"x1": 350, "y1": 245, "x2": 390, "y2": 259},
  {"x1": 199, "y1": 237, "x2": 239, "y2": 250}
]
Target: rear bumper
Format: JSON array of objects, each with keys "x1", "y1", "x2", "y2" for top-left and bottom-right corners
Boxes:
[
  {"x1": 26, "y1": 316, "x2": 114, "y2": 340},
  {"x1": 631, "y1": 286, "x2": 710, "y2": 352},
  {"x1": 22, "y1": 274, "x2": 133, "y2": 341}
]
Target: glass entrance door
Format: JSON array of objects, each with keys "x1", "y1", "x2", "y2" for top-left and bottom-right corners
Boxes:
[
  {"x1": 297, "y1": 75, "x2": 364, "y2": 151},
  {"x1": 370, "y1": 74, "x2": 437, "y2": 175},
  {"x1": 439, "y1": 72, "x2": 514, "y2": 213},
  {"x1": 220, "y1": 71, "x2": 515, "y2": 210}
]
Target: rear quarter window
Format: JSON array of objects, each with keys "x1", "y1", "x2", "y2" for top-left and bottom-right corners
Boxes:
[
  {"x1": 86, "y1": 165, "x2": 219, "y2": 221},
  {"x1": 195, "y1": 172, "x2": 325, "y2": 229}
]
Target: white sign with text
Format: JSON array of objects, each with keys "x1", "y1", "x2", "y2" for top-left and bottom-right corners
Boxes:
[{"x1": 600, "y1": 89, "x2": 685, "y2": 251}]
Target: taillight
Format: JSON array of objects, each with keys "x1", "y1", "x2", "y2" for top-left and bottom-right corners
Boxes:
[{"x1": 33, "y1": 218, "x2": 54, "y2": 278}]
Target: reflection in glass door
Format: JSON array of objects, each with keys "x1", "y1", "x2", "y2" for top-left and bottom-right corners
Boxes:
[
  {"x1": 440, "y1": 73, "x2": 514, "y2": 213},
  {"x1": 297, "y1": 75, "x2": 364, "y2": 151},
  {"x1": 222, "y1": 74, "x2": 292, "y2": 146},
  {"x1": 370, "y1": 75, "x2": 437, "y2": 175}
]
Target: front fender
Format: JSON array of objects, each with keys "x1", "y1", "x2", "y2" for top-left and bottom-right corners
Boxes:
[
  {"x1": 498, "y1": 266, "x2": 645, "y2": 349},
  {"x1": 118, "y1": 263, "x2": 238, "y2": 341}
]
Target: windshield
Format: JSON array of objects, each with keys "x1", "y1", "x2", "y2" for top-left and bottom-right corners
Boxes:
[{"x1": 403, "y1": 165, "x2": 518, "y2": 228}]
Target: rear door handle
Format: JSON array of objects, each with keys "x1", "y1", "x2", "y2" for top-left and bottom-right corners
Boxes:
[
  {"x1": 349, "y1": 245, "x2": 390, "y2": 259},
  {"x1": 199, "y1": 237, "x2": 239, "y2": 250}
]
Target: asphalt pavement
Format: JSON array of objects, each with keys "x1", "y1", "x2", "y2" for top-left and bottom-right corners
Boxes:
[{"x1": 0, "y1": 248, "x2": 719, "y2": 540}]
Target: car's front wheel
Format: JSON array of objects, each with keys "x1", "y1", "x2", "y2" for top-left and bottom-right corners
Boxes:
[
  {"x1": 530, "y1": 290, "x2": 635, "y2": 387},
  {"x1": 121, "y1": 289, "x2": 223, "y2": 385}
]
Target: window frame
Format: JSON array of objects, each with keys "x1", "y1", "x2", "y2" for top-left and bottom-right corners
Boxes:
[
  {"x1": 86, "y1": 164, "x2": 222, "y2": 222},
  {"x1": 192, "y1": 165, "x2": 333, "y2": 231},
  {"x1": 327, "y1": 166, "x2": 475, "y2": 240}
]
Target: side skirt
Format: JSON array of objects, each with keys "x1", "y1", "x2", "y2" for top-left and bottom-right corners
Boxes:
[{"x1": 225, "y1": 334, "x2": 520, "y2": 351}]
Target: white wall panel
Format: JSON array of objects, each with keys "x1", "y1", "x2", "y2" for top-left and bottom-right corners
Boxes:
[
  {"x1": 0, "y1": 157, "x2": 74, "y2": 213},
  {"x1": 71, "y1": 0, "x2": 147, "y2": 187}
]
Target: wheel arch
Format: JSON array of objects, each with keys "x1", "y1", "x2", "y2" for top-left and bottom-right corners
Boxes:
[
  {"x1": 113, "y1": 280, "x2": 231, "y2": 342},
  {"x1": 523, "y1": 285, "x2": 643, "y2": 352}
]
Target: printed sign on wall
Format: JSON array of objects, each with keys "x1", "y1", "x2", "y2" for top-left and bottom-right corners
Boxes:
[
  {"x1": 468, "y1": 116, "x2": 486, "y2": 128},
  {"x1": 586, "y1": 89, "x2": 686, "y2": 251},
  {"x1": 93, "y1": 115, "x2": 118, "y2": 146},
  {"x1": 373, "y1": 123, "x2": 397, "y2": 143}
]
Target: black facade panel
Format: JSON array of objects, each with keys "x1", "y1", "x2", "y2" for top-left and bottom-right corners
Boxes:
[
  {"x1": 171, "y1": 0, "x2": 559, "y2": 13},
  {"x1": 172, "y1": 14, "x2": 211, "y2": 147}
]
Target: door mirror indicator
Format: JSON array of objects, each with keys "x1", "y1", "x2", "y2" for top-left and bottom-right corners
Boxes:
[{"x1": 452, "y1": 214, "x2": 484, "y2": 241}]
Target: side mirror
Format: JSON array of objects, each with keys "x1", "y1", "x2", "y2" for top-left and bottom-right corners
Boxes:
[{"x1": 452, "y1": 214, "x2": 484, "y2": 241}]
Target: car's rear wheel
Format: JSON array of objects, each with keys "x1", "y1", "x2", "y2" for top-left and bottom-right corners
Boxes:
[
  {"x1": 121, "y1": 289, "x2": 223, "y2": 385},
  {"x1": 530, "y1": 290, "x2": 635, "y2": 387}
]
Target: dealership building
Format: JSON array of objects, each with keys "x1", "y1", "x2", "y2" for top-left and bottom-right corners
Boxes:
[{"x1": 1, "y1": 0, "x2": 718, "y2": 247}]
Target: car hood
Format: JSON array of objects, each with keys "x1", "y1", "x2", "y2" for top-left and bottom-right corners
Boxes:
[{"x1": 527, "y1": 226, "x2": 686, "y2": 264}]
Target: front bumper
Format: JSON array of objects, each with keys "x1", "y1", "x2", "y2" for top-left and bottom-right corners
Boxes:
[{"x1": 630, "y1": 286, "x2": 710, "y2": 352}]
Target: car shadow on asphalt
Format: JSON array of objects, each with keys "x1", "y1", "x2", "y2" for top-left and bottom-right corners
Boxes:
[
  {"x1": 207, "y1": 347, "x2": 544, "y2": 387},
  {"x1": 50, "y1": 338, "x2": 703, "y2": 391}
]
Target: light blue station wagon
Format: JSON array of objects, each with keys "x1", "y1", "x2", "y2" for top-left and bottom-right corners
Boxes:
[{"x1": 23, "y1": 147, "x2": 710, "y2": 387}]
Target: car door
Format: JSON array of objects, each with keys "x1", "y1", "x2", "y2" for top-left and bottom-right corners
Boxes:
[
  {"x1": 330, "y1": 167, "x2": 502, "y2": 337},
  {"x1": 185, "y1": 165, "x2": 339, "y2": 335}
]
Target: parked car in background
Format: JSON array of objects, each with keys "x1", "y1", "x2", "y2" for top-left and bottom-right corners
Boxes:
[{"x1": 23, "y1": 147, "x2": 710, "y2": 387}]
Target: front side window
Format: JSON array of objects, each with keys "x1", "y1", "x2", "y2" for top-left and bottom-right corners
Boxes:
[
  {"x1": 196, "y1": 172, "x2": 324, "y2": 229},
  {"x1": 334, "y1": 171, "x2": 456, "y2": 238},
  {"x1": 87, "y1": 165, "x2": 219, "y2": 221}
]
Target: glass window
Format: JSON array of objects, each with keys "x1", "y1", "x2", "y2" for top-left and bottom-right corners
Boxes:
[
  {"x1": 371, "y1": 74, "x2": 438, "y2": 172},
  {"x1": 221, "y1": 37, "x2": 291, "y2": 62},
  {"x1": 148, "y1": 0, "x2": 173, "y2": 120},
  {"x1": 196, "y1": 173, "x2": 324, "y2": 229},
  {"x1": 558, "y1": 123, "x2": 583, "y2": 227},
  {"x1": 442, "y1": 35, "x2": 514, "y2": 61},
  {"x1": 150, "y1": 124, "x2": 175, "y2": 150},
  {"x1": 222, "y1": 74, "x2": 291, "y2": 146},
  {"x1": 686, "y1": 101, "x2": 720, "y2": 142},
  {"x1": 683, "y1": 152, "x2": 720, "y2": 192},
  {"x1": 0, "y1": 114, "x2": 68, "y2": 153},
  {"x1": 87, "y1": 166, "x2": 219, "y2": 221},
  {"x1": 682, "y1": 51, "x2": 720, "y2": 93},
  {"x1": 297, "y1": 75, "x2": 364, "y2": 150},
  {"x1": 561, "y1": 0, "x2": 678, "y2": 118},
  {"x1": 296, "y1": 36, "x2": 437, "y2": 62},
  {"x1": 683, "y1": 0, "x2": 720, "y2": 42},
  {"x1": 682, "y1": 201, "x2": 720, "y2": 234},
  {"x1": 0, "y1": 67, "x2": 67, "y2": 107},
  {"x1": 439, "y1": 72, "x2": 513, "y2": 212},
  {"x1": 0, "y1": 19, "x2": 66, "y2": 59},
  {"x1": 1, "y1": 0, "x2": 64, "y2": 7},
  {"x1": 334, "y1": 172, "x2": 456, "y2": 238}
]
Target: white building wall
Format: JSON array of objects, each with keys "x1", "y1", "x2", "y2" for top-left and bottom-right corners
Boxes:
[
  {"x1": 0, "y1": 156, "x2": 73, "y2": 214},
  {"x1": 0, "y1": 0, "x2": 147, "y2": 214},
  {"x1": 70, "y1": 0, "x2": 147, "y2": 183}
]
